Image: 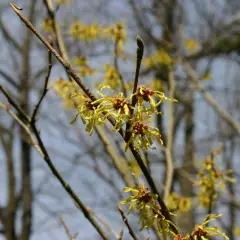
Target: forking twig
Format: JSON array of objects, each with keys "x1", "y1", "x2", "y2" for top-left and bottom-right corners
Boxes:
[{"x1": 59, "y1": 216, "x2": 78, "y2": 240}]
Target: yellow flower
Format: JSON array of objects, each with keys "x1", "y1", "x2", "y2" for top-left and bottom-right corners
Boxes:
[
  {"x1": 193, "y1": 146, "x2": 235, "y2": 208},
  {"x1": 74, "y1": 56, "x2": 96, "y2": 77},
  {"x1": 93, "y1": 88, "x2": 133, "y2": 131},
  {"x1": 69, "y1": 21, "x2": 100, "y2": 40},
  {"x1": 125, "y1": 119, "x2": 163, "y2": 151},
  {"x1": 103, "y1": 23, "x2": 126, "y2": 54},
  {"x1": 234, "y1": 227, "x2": 240, "y2": 236},
  {"x1": 74, "y1": 56, "x2": 88, "y2": 66},
  {"x1": 98, "y1": 64, "x2": 121, "y2": 90},
  {"x1": 79, "y1": 65, "x2": 96, "y2": 77},
  {"x1": 121, "y1": 181, "x2": 172, "y2": 232},
  {"x1": 174, "y1": 214, "x2": 229, "y2": 240},
  {"x1": 167, "y1": 193, "x2": 192, "y2": 213},
  {"x1": 42, "y1": 18, "x2": 54, "y2": 33},
  {"x1": 135, "y1": 85, "x2": 177, "y2": 116},
  {"x1": 201, "y1": 72, "x2": 212, "y2": 81},
  {"x1": 184, "y1": 39, "x2": 199, "y2": 52},
  {"x1": 71, "y1": 94, "x2": 106, "y2": 135},
  {"x1": 190, "y1": 214, "x2": 229, "y2": 240},
  {"x1": 53, "y1": 79, "x2": 81, "y2": 108},
  {"x1": 144, "y1": 49, "x2": 174, "y2": 68},
  {"x1": 103, "y1": 23, "x2": 126, "y2": 42}
]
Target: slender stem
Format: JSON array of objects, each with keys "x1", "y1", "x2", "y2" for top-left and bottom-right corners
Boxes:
[
  {"x1": 163, "y1": 68, "x2": 175, "y2": 201},
  {"x1": 131, "y1": 36, "x2": 144, "y2": 108},
  {"x1": 31, "y1": 39, "x2": 52, "y2": 123},
  {"x1": 118, "y1": 206, "x2": 139, "y2": 240},
  {"x1": 0, "y1": 85, "x2": 30, "y2": 123},
  {"x1": 125, "y1": 36, "x2": 144, "y2": 141}
]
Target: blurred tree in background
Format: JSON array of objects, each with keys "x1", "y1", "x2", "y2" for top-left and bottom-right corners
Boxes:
[{"x1": 0, "y1": 0, "x2": 239, "y2": 239}]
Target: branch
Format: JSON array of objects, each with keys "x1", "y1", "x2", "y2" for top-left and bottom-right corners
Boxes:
[
  {"x1": 183, "y1": 62, "x2": 240, "y2": 134},
  {"x1": 163, "y1": 68, "x2": 175, "y2": 201},
  {"x1": 59, "y1": 216, "x2": 78, "y2": 240},
  {"x1": 31, "y1": 38, "x2": 52, "y2": 123},
  {"x1": 118, "y1": 206, "x2": 139, "y2": 240},
  {"x1": 43, "y1": 0, "x2": 69, "y2": 62},
  {"x1": 0, "y1": 85, "x2": 30, "y2": 123},
  {"x1": 87, "y1": 207, "x2": 119, "y2": 239},
  {"x1": 42, "y1": 0, "x2": 72, "y2": 81},
  {"x1": 0, "y1": 69, "x2": 19, "y2": 90},
  {"x1": 125, "y1": 36, "x2": 144, "y2": 141}
]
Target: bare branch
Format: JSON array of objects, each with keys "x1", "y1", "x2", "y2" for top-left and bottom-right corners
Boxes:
[
  {"x1": 87, "y1": 207, "x2": 118, "y2": 239},
  {"x1": 163, "y1": 68, "x2": 175, "y2": 201},
  {"x1": 118, "y1": 206, "x2": 139, "y2": 240},
  {"x1": 31, "y1": 38, "x2": 52, "y2": 123},
  {"x1": 59, "y1": 216, "x2": 78, "y2": 240},
  {"x1": 0, "y1": 69, "x2": 19, "y2": 90}
]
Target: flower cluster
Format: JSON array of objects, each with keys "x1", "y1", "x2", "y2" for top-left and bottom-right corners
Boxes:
[
  {"x1": 125, "y1": 118, "x2": 163, "y2": 151},
  {"x1": 120, "y1": 182, "x2": 172, "y2": 232},
  {"x1": 103, "y1": 23, "x2": 126, "y2": 54},
  {"x1": 97, "y1": 64, "x2": 121, "y2": 90},
  {"x1": 69, "y1": 21, "x2": 100, "y2": 40},
  {"x1": 144, "y1": 49, "x2": 175, "y2": 68},
  {"x1": 166, "y1": 192, "x2": 192, "y2": 213},
  {"x1": 74, "y1": 56, "x2": 96, "y2": 77},
  {"x1": 184, "y1": 39, "x2": 199, "y2": 52},
  {"x1": 174, "y1": 214, "x2": 229, "y2": 240},
  {"x1": 68, "y1": 21, "x2": 126, "y2": 47},
  {"x1": 53, "y1": 79, "x2": 82, "y2": 108},
  {"x1": 135, "y1": 85, "x2": 177, "y2": 116},
  {"x1": 193, "y1": 146, "x2": 235, "y2": 208},
  {"x1": 42, "y1": 18, "x2": 54, "y2": 33}
]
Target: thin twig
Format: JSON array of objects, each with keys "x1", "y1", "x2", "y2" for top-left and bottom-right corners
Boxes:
[
  {"x1": 131, "y1": 36, "x2": 144, "y2": 108},
  {"x1": 0, "y1": 85, "x2": 30, "y2": 123},
  {"x1": 59, "y1": 216, "x2": 78, "y2": 240},
  {"x1": 118, "y1": 206, "x2": 139, "y2": 240},
  {"x1": 118, "y1": 229, "x2": 124, "y2": 240},
  {"x1": 0, "y1": 102, "x2": 40, "y2": 152},
  {"x1": 125, "y1": 36, "x2": 144, "y2": 141},
  {"x1": 87, "y1": 207, "x2": 119, "y2": 239},
  {"x1": 43, "y1": 0, "x2": 72, "y2": 81},
  {"x1": 163, "y1": 68, "x2": 175, "y2": 201},
  {"x1": 31, "y1": 38, "x2": 52, "y2": 123}
]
